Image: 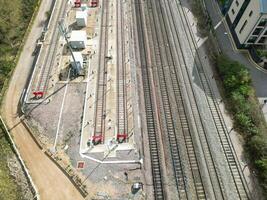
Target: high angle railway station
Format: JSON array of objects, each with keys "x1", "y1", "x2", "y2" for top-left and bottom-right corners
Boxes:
[{"x1": 17, "y1": 0, "x2": 262, "y2": 199}]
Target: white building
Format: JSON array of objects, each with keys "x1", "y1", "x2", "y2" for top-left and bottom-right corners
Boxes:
[
  {"x1": 226, "y1": 0, "x2": 267, "y2": 48},
  {"x1": 69, "y1": 30, "x2": 87, "y2": 49},
  {"x1": 70, "y1": 52, "x2": 83, "y2": 68},
  {"x1": 76, "y1": 10, "x2": 87, "y2": 27}
]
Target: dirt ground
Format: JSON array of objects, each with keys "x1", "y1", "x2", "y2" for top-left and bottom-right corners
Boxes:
[{"x1": 1, "y1": 0, "x2": 84, "y2": 199}]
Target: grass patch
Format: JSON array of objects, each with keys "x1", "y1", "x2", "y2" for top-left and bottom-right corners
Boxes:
[
  {"x1": 0, "y1": 0, "x2": 40, "y2": 101},
  {"x1": 257, "y1": 49, "x2": 267, "y2": 59},
  {"x1": 0, "y1": 123, "x2": 26, "y2": 200},
  {"x1": 216, "y1": 55, "x2": 267, "y2": 196}
]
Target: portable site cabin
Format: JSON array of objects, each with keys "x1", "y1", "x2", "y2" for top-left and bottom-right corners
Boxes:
[
  {"x1": 69, "y1": 30, "x2": 87, "y2": 49},
  {"x1": 76, "y1": 10, "x2": 87, "y2": 27},
  {"x1": 70, "y1": 52, "x2": 83, "y2": 75}
]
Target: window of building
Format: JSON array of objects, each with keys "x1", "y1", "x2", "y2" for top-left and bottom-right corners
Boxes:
[
  {"x1": 258, "y1": 37, "x2": 266, "y2": 44},
  {"x1": 232, "y1": 9, "x2": 235, "y2": 15},
  {"x1": 258, "y1": 18, "x2": 267, "y2": 27},
  {"x1": 252, "y1": 28, "x2": 263, "y2": 35},
  {"x1": 249, "y1": 11, "x2": 253, "y2": 17},
  {"x1": 235, "y1": 0, "x2": 239, "y2": 6},
  {"x1": 247, "y1": 36, "x2": 257, "y2": 43},
  {"x1": 264, "y1": 30, "x2": 267, "y2": 36},
  {"x1": 239, "y1": 20, "x2": 247, "y2": 34}
]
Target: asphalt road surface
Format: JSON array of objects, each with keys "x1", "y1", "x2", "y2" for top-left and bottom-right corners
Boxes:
[{"x1": 1, "y1": 0, "x2": 84, "y2": 199}]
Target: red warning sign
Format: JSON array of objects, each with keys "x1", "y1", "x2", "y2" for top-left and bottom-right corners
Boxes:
[{"x1": 77, "y1": 161, "x2": 85, "y2": 169}]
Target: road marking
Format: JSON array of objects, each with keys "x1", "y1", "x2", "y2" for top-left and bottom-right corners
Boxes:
[
  {"x1": 53, "y1": 69, "x2": 71, "y2": 151},
  {"x1": 214, "y1": 20, "x2": 222, "y2": 30},
  {"x1": 197, "y1": 36, "x2": 208, "y2": 48}
]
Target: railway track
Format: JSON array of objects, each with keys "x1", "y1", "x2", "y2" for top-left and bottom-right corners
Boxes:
[
  {"x1": 134, "y1": 0, "x2": 165, "y2": 199},
  {"x1": 160, "y1": 0, "x2": 226, "y2": 199},
  {"x1": 134, "y1": 0, "x2": 250, "y2": 198},
  {"x1": 146, "y1": 0, "x2": 209, "y2": 198},
  {"x1": 93, "y1": 0, "x2": 110, "y2": 144},
  {"x1": 116, "y1": 0, "x2": 128, "y2": 142},
  {"x1": 35, "y1": 0, "x2": 68, "y2": 95},
  {"x1": 166, "y1": 0, "x2": 249, "y2": 199}
]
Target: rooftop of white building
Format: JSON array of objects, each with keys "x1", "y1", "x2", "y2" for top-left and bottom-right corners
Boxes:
[
  {"x1": 70, "y1": 30, "x2": 87, "y2": 41},
  {"x1": 76, "y1": 10, "x2": 87, "y2": 19},
  {"x1": 70, "y1": 52, "x2": 83, "y2": 63}
]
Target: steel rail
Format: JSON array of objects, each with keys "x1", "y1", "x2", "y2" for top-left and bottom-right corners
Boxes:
[
  {"x1": 116, "y1": 0, "x2": 128, "y2": 141},
  {"x1": 160, "y1": 0, "x2": 226, "y2": 199},
  {"x1": 93, "y1": 0, "x2": 109, "y2": 143},
  {"x1": 134, "y1": 0, "x2": 165, "y2": 199},
  {"x1": 147, "y1": 0, "x2": 209, "y2": 198},
  {"x1": 146, "y1": 0, "x2": 188, "y2": 199},
  {"x1": 35, "y1": 0, "x2": 68, "y2": 95},
  {"x1": 172, "y1": 0, "x2": 249, "y2": 199}
]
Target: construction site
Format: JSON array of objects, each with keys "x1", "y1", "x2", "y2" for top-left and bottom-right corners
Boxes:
[{"x1": 23, "y1": 0, "x2": 143, "y2": 199}]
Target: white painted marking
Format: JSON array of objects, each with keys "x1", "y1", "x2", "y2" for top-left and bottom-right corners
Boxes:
[
  {"x1": 53, "y1": 69, "x2": 70, "y2": 150},
  {"x1": 214, "y1": 20, "x2": 222, "y2": 30},
  {"x1": 197, "y1": 37, "x2": 208, "y2": 48},
  {"x1": 81, "y1": 153, "x2": 141, "y2": 164},
  {"x1": 138, "y1": 115, "x2": 141, "y2": 128},
  {"x1": 80, "y1": 58, "x2": 92, "y2": 153}
]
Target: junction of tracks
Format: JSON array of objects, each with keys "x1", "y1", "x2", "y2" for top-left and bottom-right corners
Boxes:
[{"x1": 20, "y1": 0, "x2": 255, "y2": 199}]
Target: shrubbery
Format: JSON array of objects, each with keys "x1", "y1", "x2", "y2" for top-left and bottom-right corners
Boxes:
[
  {"x1": 0, "y1": 0, "x2": 39, "y2": 94},
  {"x1": 191, "y1": 0, "x2": 210, "y2": 37},
  {"x1": 216, "y1": 55, "x2": 267, "y2": 195}
]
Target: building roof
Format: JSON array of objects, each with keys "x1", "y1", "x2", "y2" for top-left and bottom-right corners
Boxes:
[
  {"x1": 259, "y1": 0, "x2": 267, "y2": 14},
  {"x1": 70, "y1": 52, "x2": 83, "y2": 63},
  {"x1": 70, "y1": 30, "x2": 87, "y2": 42},
  {"x1": 76, "y1": 10, "x2": 87, "y2": 19}
]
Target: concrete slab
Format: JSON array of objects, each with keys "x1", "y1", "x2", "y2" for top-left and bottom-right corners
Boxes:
[{"x1": 80, "y1": 0, "x2": 137, "y2": 155}]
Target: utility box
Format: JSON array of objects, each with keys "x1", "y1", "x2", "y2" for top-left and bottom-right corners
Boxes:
[
  {"x1": 70, "y1": 52, "x2": 83, "y2": 75},
  {"x1": 70, "y1": 52, "x2": 83, "y2": 68},
  {"x1": 69, "y1": 31, "x2": 87, "y2": 49},
  {"x1": 76, "y1": 11, "x2": 87, "y2": 27}
]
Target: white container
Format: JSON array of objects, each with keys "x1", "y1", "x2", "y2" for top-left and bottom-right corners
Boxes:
[
  {"x1": 69, "y1": 30, "x2": 87, "y2": 49},
  {"x1": 76, "y1": 10, "x2": 87, "y2": 27},
  {"x1": 70, "y1": 52, "x2": 83, "y2": 68}
]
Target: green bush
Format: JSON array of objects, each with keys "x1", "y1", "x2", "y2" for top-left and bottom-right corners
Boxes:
[
  {"x1": 191, "y1": 0, "x2": 210, "y2": 36},
  {"x1": 0, "y1": 0, "x2": 39, "y2": 199},
  {"x1": 216, "y1": 55, "x2": 267, "y2": 196},
  {"x1": 0, "y1": 0, "x2": 39, "y2": 95}
]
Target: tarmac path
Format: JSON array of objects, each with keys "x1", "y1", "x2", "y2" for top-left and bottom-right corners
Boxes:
[{"x1": 1, "y1": 0, "x2": 84, "y2": 199}]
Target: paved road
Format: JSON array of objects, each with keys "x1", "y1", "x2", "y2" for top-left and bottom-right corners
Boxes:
[
  {"x1": 1, "y1": 0, "x2": 84, "y2": 199},
  {"x1": 204, "y1": 0, "x2": 267, "y2": 119}
]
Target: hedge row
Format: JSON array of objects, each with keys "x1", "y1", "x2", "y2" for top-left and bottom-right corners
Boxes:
[{"x1": 216, "y1": 55, "x2": 267, "y2": 195}]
